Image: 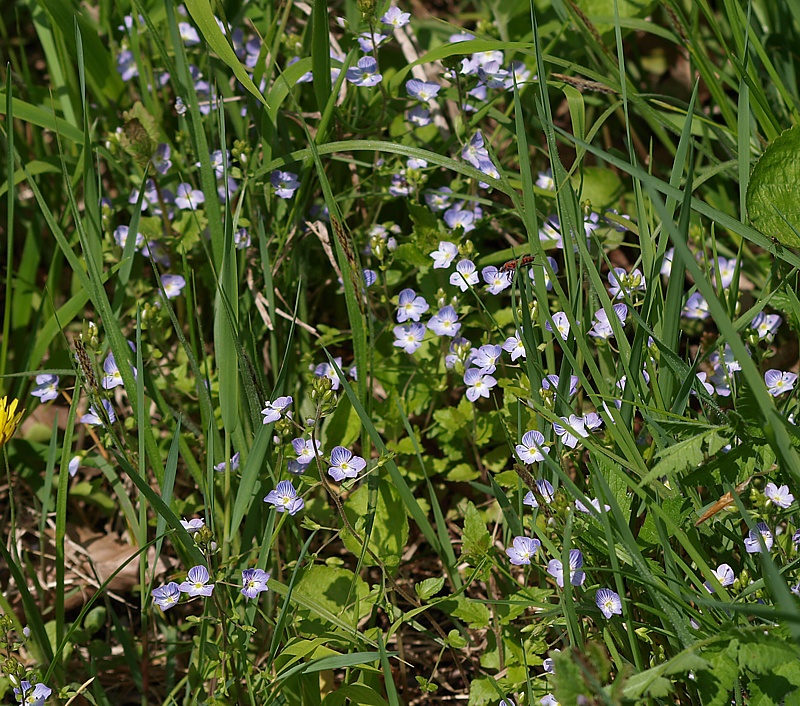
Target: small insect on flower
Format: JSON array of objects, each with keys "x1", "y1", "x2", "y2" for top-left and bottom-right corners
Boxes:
[
  {"x1": 151, "y1": 582, "x2": 181, "y2": 611},
  {"x1": 328, "y1": 446, "x2": 367, "y2": 482},
  {"x1": 595, "y1": 588, "x2": 622, "y2": 618},
  {"x1": 241, "y1": 568, "x2": 271, "y2": 599},
  {"x1": 264, "y1": 480, "x2": 305, "y2": 515},
  {"x1": 179, "y1": 565, "x2": 215, "y2": 597},
  {"x1": 547, "y1": 549, "x2": 586, "y2": 587},
  {"x1": 499, "y1": 254, "x2": 538, "y2": 279},
  {"x1": 744, "y1": 522, "x2": 773, "y2": 553},
  {"x1": 505, "y1": 536, "x2": 541, "y2": 565}
]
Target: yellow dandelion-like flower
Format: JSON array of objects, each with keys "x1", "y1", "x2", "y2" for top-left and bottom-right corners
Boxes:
[{"x1": 0, "y1": 397, "x2": 24, "y2": 448}]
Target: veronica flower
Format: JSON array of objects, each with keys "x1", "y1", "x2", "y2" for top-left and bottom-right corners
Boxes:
[
  {"x1": 381, "y1": 6, "x2": 411, "y2": 27},
  {"x1": 80, "y1": 399, "x2": 116, "y2": 426},
  {"x1": 357, "y1": 32, "x2": 389, "y2": 52},
  {"x1": 575, "y1": 497, "x2": 610, "y2": 515},
  {"x1": 553, "y1": 413, "x2": 602, "y2": 449},
  {"x1": 462, "y1": 132, "x2": 490, "y2": 169},
  {"x1": 522, "y1": 480, "x2": 555, "y2": 508},
  {"x1": 608, "y1": 267, "x2": 646, "y2": 299},
  {"x1": 174, "y1": 183, "x2": 205, "y2": 211},
  {"x1": 13, "y1": 681, "x2": 52, "y2": 706},
  {"x1": 545, "y1": 312, "x2": 571, "y2": 341},
  {"x1": 101, "y1": 352, "x2": 135, "y2": 390},
  {"x1": 178, "y1": 21, "x2": 200, "y2": 45},
  {"x1": 539, "y1": 216, "x2": 563, "y2": 249},
  {"x1": 752, "y1": 312, "x2": 781, "y2": 341},
  {"x1": 692, "y1": 372, "x2": 715, "y2": 396},
  {"x1": 425, "y1": 188, "x2": 453, "y2": 212},
  {"x1": 765, "y1": 482, "x2": 794, "y2": 508},
  {"x1": 477, "y1": 61, "x2": 509, "y2": 89},
  {"x1": 541, "y1": 696, "x2": 559, "y2": 706},
  {"x1": 709, "y1": 368, "x2": 732, "y2": 397},
  {"x1": 547, "y1": 549, "x2": 585, "y2": 587},
  {"x1": 588, "y1": 304, "x2": 627, "y2": 340},
  {"x1": 161, "y1": 274, "x2": 186, "y2": 299},
  {"x1": 464, "y1": 368, "x2": 497, "y2": 402},
  {"x1": 396, "y1": 288, "x2": 429, "y2": 323},
  {"x1": 541, "y1": 374, "x2": 579, "y2": 398},
  {"x1": 406, "y1": 79, "x2": 440, "y2": 102},
  {"x1": 683, "y1": 292, "x2": 710, "y2": 320},
  {"x1": 117, "y1": 49, "x2": 139, "y2": 81},
  {"x1": 114, "y1": 225, "x2": 145, "y2": 251},
  {"x1": 261, "y1": 396, "x2": 292, "y2": 424},
  {"x1": 214, "y1": 452, "x2": 240, "y2": 473},
  {"x1": 68, "y1": 456, "x2": 81, "y2": 477},
  {"x1": 444, "y1": 208, "x2": 475, "y2": 233},
  {"x1": 506, "y1": 536, "x2": 541, "y2": 565},
  {"x1": 393, "y1": 323, "x2": 426, "y2": 354},
  {"x1": 536, "y1": 169, "x2": 554, "y2": 190},
  {"x1": 264, "y1": 480, "x2": 305, "y2": 515},
  {"x1": 180, "y1": 517, "x2": 204, "y2": 533},
  {"x1": 271, "y1": 170, "x2": 300, "y2": 199},
  {"x1": 407, "y1": 105, "x2": 431, "y2": 127},
  {"x1": 346, "y1": 56, "x2": 383, "y2": 86},
  {"x1": 328, "y1": 446, "x2": 367, "y2": 481},
  {"x1": 708, "y1": 345, "x2": 741, "y2": 374},
  {"x1": 469, "y1": 345, "x2": 501, "y2": 375},
  {"x1": 516, "y1": 431, "x2": 547, "y2": 465},
  {"x1": 241, "y1": 568, "x2": 271, "y2": 599},
  {"x1": 704, "y1": 563, "x2": 735, "y2": 593},
  {"x1": 31, "y1": 374, "x2": 59, "y2": 403},
  {"x1": 314, "y1": 357, "x2": 343, "y2": 389},
  {"x1": 712, "y1": 257, "x2": 737, "y2": 288},
  {"x1": 444, "y1": 337, "x2": 473, "y2": 370},
  {"x1": 430, "y1": 241, "x2": 458, "y2": 269},
  {"x1": 596, "y1": 588, "x2": 622, "y2": 618},
  {"x1": 234, "y1": 227, "x2": 251, "y2": 249},
  {"x1": 764, "y1": 369, "x2": 797, "y2": 396},
  {"x1": 528, "y1": 256, "x2": 558, "y2": 290},
  {"x1": 502, "y1": 331, "x2": 526, "y2": 361},
  {"x1": 744, "y1": 522, "x2": 773, "y2": 553},
  {"x1": 179, "y1": 565, "x2": 215, "y2": 597},
  {"x1": 542, "y1": 650, "x2": 560, "y2": 674},
  {"x1": 482, "y1": 266, "x2": 512, "y2": 295},
  {"x1": 292, "y1": 437, "x2": 322, "y2": 466},
  {"x1": 428, "y1": 306, "x2": 461, "y2": 337}
]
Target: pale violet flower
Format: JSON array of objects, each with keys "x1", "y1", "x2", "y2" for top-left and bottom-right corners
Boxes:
[
  {"x1": 357, "y1": 32, "x2": 389, "y2": 53},
  {"x1": 765, "y1": 482, "x2": 794, "y2": 508},
  {"x1": 241, "y1": 568, "x2": 271, "y2": 599},
  {"x1": 396, "y1": 288, "x2": 429, "y2": 322},
  {"x1": 80, "y1": 399, "x2": 116, "y2": 426},
  {"x1": 152, "y1": 143, "x2": 172, "y2": 174},
  {"x1": 101, "y1": 352, "x2": 135, "y2": 390},
  {"x1": 179, "y1": 565, "x2": 215, "y2": 597},
  {"x1": 553, "y1": 413, "x2": 602, "y2": 449},
  {"x1": 31, "y1": 374, "x2": 60, "y2": 402},
  {"x1": 596, "y1": 588, "x2": 622, "y2": 618},
  {"x1": 444, "y1": 208, "x2": 475, "y2": 232},
  {"x1": 516, "y1": 431, "x2": 547, "y2": 464},
  {"x1": 264, "y1": 480, "x2": 305, "y2": 515},
  {"x1": 547, "y1": 549, "x2": 585, "y2": 587},
  {"x1": 180, "y1": 517, "x2": 205, "y2": 534},
  {"x1": 261, "y1": 396, "x2": 293, "y2": 424},
  {"x1": 502, "y1": 331, "x2": 526, "y2": 361},
  {"x1": 394, "y1": 323, "x2": 426, "y2": 354},
  {"x1": 541, "y1": 374, "x2": 579, "y2": 398},
  {"x1": 545, "y1": 312, "x2": 571, "y2": 341},
  {"x1": 764, "y1": 369, "x2": 797, "y2": 397},
  {"x1": 608, "y1": 267, "x2": 646, "y2": 299},
  {"x1": 704, "y1": 563, "x2": 735, "y2": 593},
  {"x1": 541, "y1": 696, "x2": 559, "y2": 706},
  {"x1": 174, "y1": 183, "x2": 205, "y2": 210},
  {"x1": 683, "y1": 292, "x2": 710, "y2": 320},
  {"x1": 151, "y1": 582, "x2": 181, "y2": 611},
  {"x1": 482, "y1": 266, "x2": 512, "y2": 295},
  {"x1": 536, "y1": 170, "x2": 554, "y2": 190},
  {"x1": 712, "y1": 257, "x2": 737, "y2": 288},
  {"x1": 407, "y1": 105, "x2": 431, "y2": 127},
  {"x1": 472, "y1": 344, "x2": 502, "y2": 375},
  {"x1": 506, "y1": 536, "x2": 541, "y2": 565},
  {"x1": 463, "y1": 368, "x2": 497, "y2": 402},
  {"x1": 522, "y1": 480, "x2": 555, "y2": 508},
  {"x1": 68, "y1": 455, "x2": 81, "y2": 477},
  {"x1": 178, "y1": 22, "x2": 200, "y2": 45},
  {"x1": 292, "y1": 437, "x2": 322, "y2": 466},
  {"x1": 113, "y1": 225, "x2": 145, "y2": 251},
  {"x1": 428, "y1": 306, "x2": 461, "y2": 337},
  {"x1": 406, "y1": 79, "x2": 440, "y2": 102},
  {"x1": 214, "y1": 452, "x2": 240, "y2": 473},
  {"x1": 328, "y1": 446, "x2": 367, "y2": 481},
  {"x1": 744, "y1": 522, "x2": 773, "y2": 553},
  {"x1": 430, "y1": 241, "x2": 458, "y2": 269},
  {"x1": 575, "y1": 497, "x2": 610, "y2": 515},
  {"x1": 588, "y1": 304, "x2": 627, "y2": 340},
  {"x1": 161, "y1": 274, "x2": 186, "y2": 299},
  {"x1": 346, "y1": 56, "x2": 382, "y2": 86},
  {"x1": 271, "y1": 170, "x2": 300, "y2": 199},
  {"x1": 752, "y1": 312, "x2": 781, "y2": 341},
  {"x1": 381, "y1": 6, "x2": 410, "y2": 27}
]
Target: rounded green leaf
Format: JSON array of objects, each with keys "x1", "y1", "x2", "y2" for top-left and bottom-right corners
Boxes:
[{"x1": 747, "y1": 124, "x2": 800, "y2": 247}]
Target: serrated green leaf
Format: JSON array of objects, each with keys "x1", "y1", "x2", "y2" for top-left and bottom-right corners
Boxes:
[
  {"x1": 461, "y1": 502, "x2": 491, "y2": 560},
  {"x1": 451, "y1": 597, "x2": 491, "y2": 629},
  {"x1": 415, "y1": 576, "x2": 445, "y2": 601}
]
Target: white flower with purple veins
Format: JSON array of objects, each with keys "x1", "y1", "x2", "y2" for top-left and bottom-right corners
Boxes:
[
  {"x1": 31, "y1": 374, "x2": 60, "y2": 402},
  {"x1": 541, "y1": 374, "x2": 579, "y2": 398},
  {"x1": 179, "y1": 565, "x2": 215, "y2": 597},
  {"x1": 545, "y1": 311, "x2": 571, "y2": 341},
  {"x1": 450, "y1": 260, "x2": 479, "y2": 291},
  {"x1": 346, "y1": 56, "x2": 383, "y2": 86},
  {"x1": 704, "y1": 563, "x2": 735, "y2": 593},
  {"x1": 406, "y1": 79, "x2": 440, "y2": 102},
  {"x1": 764, "y1": 369, "x2": 797, "y2": 397},
  {"x1": 596, "y1": 588, "x2": 622, "y2": 618},
  {"x1": 234, "y1": 227, "x2": 251, "y2": 250},
  {"x1": 547, "y1": 549, "x2": 586, "y2": 587},
  {"x1": 151, "y1": 582, "x2": 181, "y2": 611},
  {"x1": 69, "y1": 456, "x2": 81, "y2": 477},
  {"x1": 363, "y1": 269, "x2": 378, "y2": 288},
  {"x1": 473, "y1": 344, "x2": 502, "y2": 375},
  {"x1": 314, "y1": 357, "x2": 343, "y2": 389},
  {"x1": 523, "y1": 480, "x2": 555, "y2": 508},
  {"x1": 407, "y1": 105, "x2": 432, "y2": 127},
  {"x1": 101, "y1": 352, "x2": 135, "y2": 390},
  {"x1": 396, "y1": 288, "x2": 429, "y2": 323},
  {"x1": 425, "y1": 187, "x2": 453, "y2": 211},
  {"x1": 529, "y1": 256, "x2": 558, "y2": 291},
  {"x1": 292, "y1": 437, "x2": 322, "y2": 466},
  {"x1": 516, "y1": 431, "x2": 547, "y2": 465},
  {"x1": 174, "y1": 183, "x2": 205, "y2": 210},
  {"x1": 712, "y1": 257, "x2": 737, "y2": 288},
  {"x1": 539, "y1": 216, "x2": 563, "y2": 249},
  {"x1": 536, "y1": 170, "x2": 554, "y2": 190},
  {"x1": 478, "y1": 61, "x2": 509, "y2": 89},
  {"x1": 553, "y1": 413, "x2": 602, "y2": 449},
  {"x1": 214, "y1": 452, "x2": 240, "y2": 472},
  {"x1": 765, "y1": 482, "x2": 794, "y2": 508},
  {"x1": 161, "y1": 274, "x2": 186, "y2": 299},
  {"x1": 264, "y1": 480, "x2": 305, "y2": 515},
  {"x1": 428, "y1": 305, "x2": 461, "y2": 337},
  {"x1": 206, "y1": 149, "x2": 230, "y2": 178},
  {"x1": 179, "y1": 21, "x2": 200, "y2": 45},
  {"x1": 80, "y1": 399, "x2": 116, "y2": 426},
  {"x1": 407, "y1": 157, "x2": 428, "y2": 170},
  {"x1": 181, "y1": 517, "x2": 205, "y2": 534},
  {"x1": 608, "y1": 267, "x2": 646, "y2": 299},
  {"x1": 692, "y1": 372, "x2": 715, "y2": 396},
  {"x1": 328, "y1": 446, "x2": 367, "y2": 481},
  {"x1": 575, "y1": 497, "x2": 610, "y2": 515},
  {"x1": 752, "y1": 312, "x2": 781, "y2": 341},
  {"x1": 393, "y1": 323, "x2": 426, "y2": 354},
  {"x1": 381, "y1": 6, "x2": 411, "y2": 27},
  {"x1": 430, "y1": 241, "x2": 458, "y2": 269},
  {"x1": 482, "y1": 266, "x2": 512, "y2": 295},
  {"x1": 462, "y1": 132, "x2": 490, "y2": 169},
  {"x1": 261, "y1": 396, "x2": 292, "y2": 424},
  {"x1": 683, "y1": 292, "x2": 710, "y2": 320},
  {"x1": 502, "y1": 330, "x2": 526, "y2": 361},
  {"x1": 444, "y1": 208, "x2": 475, "y2": 233},
  {"x1": 271, "y1": 170, "x2": 300, "y2": 199},
  {"x1": 357, "y1": 31, "x2": 389, "y2": 52},
  {"x1": 588, "y1": 304, "x2": 627, "y2": 340},
  {"x1": 506, "y1": 536, "x2": 541, "y2": 565},
  {"x1": 464, "y1": 368, "x2": 497, "y2": 402},
  {"x1": 744, "y1": 522, "x2": 773, "y2": 553},
  {"x1": 114, "y1": 225, "x2": 145, "y2": 251}
]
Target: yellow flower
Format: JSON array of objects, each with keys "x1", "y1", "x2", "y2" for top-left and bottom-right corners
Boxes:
[{"x1": 0, "y1": 397, "x2": 24, "y2": 447}]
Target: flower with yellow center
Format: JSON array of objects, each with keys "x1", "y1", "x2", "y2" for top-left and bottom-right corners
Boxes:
[{"x1": 0, "y1": 397, "x2": 24, "y2": 448}]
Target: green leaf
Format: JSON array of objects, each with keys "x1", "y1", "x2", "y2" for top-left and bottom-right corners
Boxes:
[
  {"x1": 747, "y1": 124, "x2": 800, "y2": 247},
  {"x1": 467, "y1": 676, "x2": 498, "y2": 706},
  {"x1": 460, "y1": 502, "x2": 491, "y2": 561},
  {"x1": 572, "y1": 0, "x2": 659, "y2": 36},
  {"x1": 291, "y1": 565, "x2": 372, "y2": 635},
  {"x1": 415, "y1": 576, "x2": 445, "y2": 601},
  {"x1": 572, "y1": 166, "x2": 624, "y2": 210},
  {"x1": 451, "y1": 597, "x2": 491, "y2": 629},
  {"x1": 342, "y1": 482, "x2": 409, "y2": 570}
]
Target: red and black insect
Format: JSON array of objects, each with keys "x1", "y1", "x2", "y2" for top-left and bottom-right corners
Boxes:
[{"x1": 499, "y1": 254, "x2": 538, "y2": 278}]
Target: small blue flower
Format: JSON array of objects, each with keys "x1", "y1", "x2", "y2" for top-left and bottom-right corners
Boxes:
[
  {"x1": 264, "y1": 480, "x2": 305, "y2": 515},
  {"x1": 151, "y1": 143, "x2": 172, "y2": 174},
  {"x1": 463, "y1": 368, "x2": 497, "y2": 402},
  {"x1": 346, "y1": 56, "x2": 383, "y2": 87},
  {"x1": 328, "y1": 446, "x2": 367, "y2": 482},
  {"x1": 703, "y1": 563, "x2": 735, "y2": 593},
  {"x1": 397, "y1": 288, "x2": 429, "y2": 323},
  {"x1": 449, "y1": 259, "x2": 478, "y2": 291},
  {"x1": 744, "y1": 522, "x2": 773, "y2": 553},
  {"x1": 765, "y1": 482, "x2": 794, "y2": 508},
  {"x1": 523, "y1": 480, "x2": 555, "y2": 508},
  {"x1": 516, "y1": 432, "x2": 547, "y2": 465},
  {"x1": 180, "y1": 517, "x2": 204, "y2": 534},
  {"x1": 13, "y1": 680, "x2": 52, "y2": 706},
  {"x1": 406, "y1": 79, "x2": 440, "y2": 102},
  {"x1": 161, "y1": 274, "x2": 186, "y2": 299},
  {"x1": 502, "y1": 331, "x2": 526, "y2": 361},
  {"x1": 429, "y1": 241, "x2": 458, "y2": 269},
  {"x1": 393, "y1": 323, "x2": 426, "y2": 354},
  {"x1": 427, "y1": 306, "x2": 461, "y2": 337},
  {"x1": 547, "y1": 549, "x2": 585, "y2": 587},
  {"x1": 595, "y1": 588, "x2": 622, "y2": 618},
  {"x1": 151, "y1": 582, "x2": 181, "y2": 611},
  {"x1": 80, "y1": 399, "x2": 117, "y2": 427},
  {"x1": 271, "y1": 170, "x2": 300, "y2": 199},
  {"x1": 261, "y1": 396, "x2": 293, "y2": 424},
  {"x1": 381, "y1": 6, "x2": 411, "y2": 28},
  {"x1": 482, "y1": 266, "x2": 511, "y2": 295},
  {"x1": 179, "y1": 565, "x2": 215, "y2": 597},
  {"x1": 241, "y1": 568, "x2": 271, "y2": 599},
  {"x1": 541, "y1": 374, "x2": 579, "y2": 398},
  {"x1": 174, "y1": 183, "x2": 205, "y2": 211},
  {"x1": 506, "y1": 536, "x2": 541, "y2": 565},
  {"x1": 31, "y1": 374, "x2": 60, "y2": 403},
  {"x1": 765, "y1": 369, "x2": 797, "y2": 396}
]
